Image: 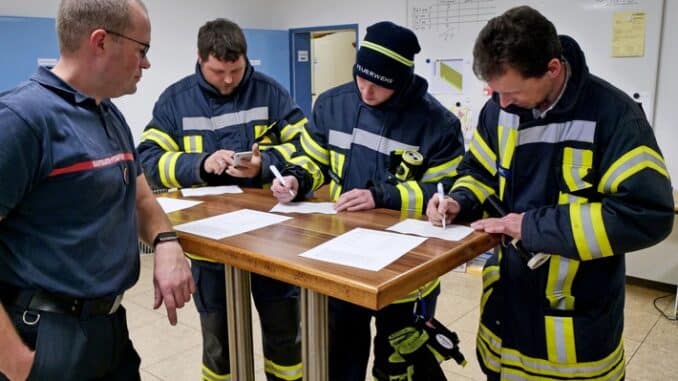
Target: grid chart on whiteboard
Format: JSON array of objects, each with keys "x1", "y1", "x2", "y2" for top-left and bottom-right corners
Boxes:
[{"x1": 410, "y1": 0, "x2": 497, "y2": 39}]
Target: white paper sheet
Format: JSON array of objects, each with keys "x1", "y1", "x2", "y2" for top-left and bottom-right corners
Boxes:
[
  {"x1": 299, "y1": 228, "x2": 426, "y2": 271},
  {"x1": 156, "y1": 197, "x2": 203, "y2": 214},
  {"x1": 180, "y1": 185, "x2": 243, "y2": 197},
  {"x1": 270, "y1": 202, "x2": 337, "y2": 214},
  {"x1": 174, "y1": 209, "x2": 291, "y2": 240},
  {"x1": 386, "y1": 219, "x2": 474, "y2": 242}
]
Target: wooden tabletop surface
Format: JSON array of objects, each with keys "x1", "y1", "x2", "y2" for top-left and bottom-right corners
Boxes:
[{"x1": 166, "y1": 188, "x2": 499, "y2": 310}]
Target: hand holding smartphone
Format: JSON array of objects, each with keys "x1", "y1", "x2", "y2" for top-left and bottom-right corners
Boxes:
[{"x1": 233, "y1": 151, "x2": 253, "y2": 167}]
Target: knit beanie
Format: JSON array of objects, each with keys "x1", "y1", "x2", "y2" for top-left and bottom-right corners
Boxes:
[{"x1": 354, "y1": 21, "x2": 421, "y2": 90}]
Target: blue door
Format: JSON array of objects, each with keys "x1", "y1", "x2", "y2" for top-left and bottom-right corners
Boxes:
[
  {"x1": 290, "y1": 31, "x2": 312, "y2": 117},
  {"x1": 243, "y1": 29, "x2": 290, "y2": 92}
]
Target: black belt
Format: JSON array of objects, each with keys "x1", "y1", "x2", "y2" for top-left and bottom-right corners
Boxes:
[{"x1": 0, "y1": 286, "x2": 123, "y2": 319}]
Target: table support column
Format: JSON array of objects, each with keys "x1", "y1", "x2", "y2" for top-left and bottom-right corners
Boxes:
[
  {"x1": 225, "y1": 265, "x2": 254, "y2": 381},
  {"x1": 301, "y1": 288, "x2": 328, "y2": 381}
]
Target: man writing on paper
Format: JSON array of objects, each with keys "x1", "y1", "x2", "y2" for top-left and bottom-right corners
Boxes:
[
  {"x1": 271, "y1": 21, "x2": 465, "y2": 381},
  {"x1": 136, "y1": 18, "x2": 306, "y2": 381},
  {"x1": 427, "y1": 6, "x2": 674, "y2": 380},
  {"x1": 0, "y1": 0, "x2": 194, "y2": 379}
]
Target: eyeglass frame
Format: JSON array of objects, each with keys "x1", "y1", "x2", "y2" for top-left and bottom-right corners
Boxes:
[{"x1": 104, "y1": 29, "x2": 150, "y2": 58}]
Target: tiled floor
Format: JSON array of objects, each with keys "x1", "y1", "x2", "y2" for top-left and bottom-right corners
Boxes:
[{"x1": 127, "y1": 254, "x2": 678, "y2": 380}]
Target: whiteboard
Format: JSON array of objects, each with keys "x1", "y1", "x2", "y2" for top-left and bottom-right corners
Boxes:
[{"x1": 407, "y1": 0, "x2": 664, "y2": 141}]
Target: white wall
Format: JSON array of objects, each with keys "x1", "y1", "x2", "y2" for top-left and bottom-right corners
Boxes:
[
  {"x1": 311, "y1": 30, "x2": 356, "y2": 105},
  {"x1": 653, "y1": 0, "x2": 678, "y2": 187},
  {"x1": 0, "y1": 0, "x2": 271, "y2": 141}
]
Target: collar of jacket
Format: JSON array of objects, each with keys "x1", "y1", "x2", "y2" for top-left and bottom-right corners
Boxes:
[
  {"x1": 194, "y1": 58, "x2": 254, "y2": 98},
  {"x1": 353, "y1": 73, "x2": 428, "y2": 111},
  {"x1": 495, "y1": 35, "x2": 589, "y2": 119}
]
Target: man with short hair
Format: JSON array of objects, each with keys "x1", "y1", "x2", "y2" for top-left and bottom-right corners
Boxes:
[
  {"x1": 0, "y1": 0, "x2": 194, "y2": 380},
  {"x1": 428, "y1": 6, "x2": 674, "y2": 380},
  {"x1": 137, "y1": 18, "x2": 305, "y2": 381},
  {"x1": 272, "y1": 21, "x2": 465, "y2": 381}
]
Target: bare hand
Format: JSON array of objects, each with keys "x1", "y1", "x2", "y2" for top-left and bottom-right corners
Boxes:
[
  {"x1": 335, "y1": 189, "x2": 375, "y2": 212},
  {"x1": 226, "y1": 143, "x2": 261, "y2": 178},
  {"x1": 271, "y1": 175, "x2": 298, "y2": 203},
  {"x1": 204, "y1": 149, "x2": 235, "y2": 175},
  {"x1": 5, "y1": 347, "x2": 34, "y2": 381},
  {"x1": 153, "y1": 241, "x2": 195, "y2": 325},
  {"x1": 470, "y1": 213, "x2": 524, "y2": 240},
  {"x1": 426, "y1": 195, "x2": 460, "y2": 226}
]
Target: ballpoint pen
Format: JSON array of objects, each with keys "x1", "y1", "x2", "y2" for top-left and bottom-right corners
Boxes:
[
  {"x1": 269, "y1": 165, "x2": 295, "y2": 197},
  {"x1": 437, "y1": 182, "x2": 446, "y2": 230}
]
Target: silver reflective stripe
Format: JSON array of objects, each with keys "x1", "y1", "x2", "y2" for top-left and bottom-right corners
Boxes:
[
  {"x1": 567, "y1": 149, "x2": 589, "y2": 189},
  {"x1": 470, "y1": 138, "x2": 497, "y2": 173},
  {"x1": 601, "y1": 151, "x2": 666, "y2": 193},
  {"x1": 518, "y1": 120, "x2": 595, "y2": 146},
  {"x1": 498, "y1": 110, "x2": 519, "y2": 130},
  {"x1": 552, "y1": 318, "x2": 569, "y2": 363},
  {"x1": 328, "y1": 130, "x2": 353, "y2": 149},
  {"x1": 400, "y1": 181, "x2": 418, "y2": 211},
  {"x1": 553, "y1": 259, "x2": 571, "y2": 310},
  {"x1": 182, "y1": 106, "x2": 269, "y2": 131},
  {"x1": 500, "y1": 346, "x2": 621, "y2": 376},
  {"x1": 352, "y1": 129, "x2": 419, "y2": 155},
  {"x1": 579, "y1": 204, "x2": 603, "y2": 259}
]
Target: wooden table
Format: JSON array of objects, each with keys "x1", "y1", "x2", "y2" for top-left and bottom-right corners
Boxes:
[{"x1": 166, "y1": 188, "x2": 499, "y2": 380}]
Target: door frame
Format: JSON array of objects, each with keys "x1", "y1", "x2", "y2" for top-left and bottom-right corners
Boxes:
[{"x1": 289, "y1": 24, "x2": 358, "y2": 117}]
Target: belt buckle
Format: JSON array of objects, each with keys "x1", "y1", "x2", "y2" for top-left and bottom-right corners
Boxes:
[{"x1": 108, "y1": 293, "x2": 124, "y2": 315}]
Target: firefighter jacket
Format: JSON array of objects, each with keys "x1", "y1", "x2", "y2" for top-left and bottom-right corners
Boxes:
[
  {"x1": 450, "y1": 35, "x2": 674, "y2": 380},
  {"x1": 290, "y1": 74, "x2": 465, "y2": 302},
  {"x1": 137, "y1": 62, "x2": 308, "y2": 189},
  {"x1": 294, "y1": 74, "x2": 464, "y2": 214}
]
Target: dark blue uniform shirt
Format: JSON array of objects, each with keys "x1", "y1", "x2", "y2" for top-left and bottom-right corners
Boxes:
[{"x1": 0, "y1": 67, "x2": 141, "y2": 298}]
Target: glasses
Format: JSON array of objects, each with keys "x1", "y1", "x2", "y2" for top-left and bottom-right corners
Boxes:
[{"x1": 105, "y1": 29, "x2": 150, "y2": 58}]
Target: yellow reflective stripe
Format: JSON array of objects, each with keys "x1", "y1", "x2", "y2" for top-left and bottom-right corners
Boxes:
[
  {"x1": 498, "y1": 124, "x2": 517, "y2": 169},
  {"x1": 329, "y1": 180, "x2": 342, "y2": 201},
  {"x1": 142, "y1": 128, "x2": 180, "y2": 152},
  {"x1": 280, "y1": 117, "x2": 308, "y2": 142},
  {"x1": 452, "y1": 175, "x2": 495, "y2": 204},
  {"x1": 392, "y1": 279, "x2": 440, "y2": 304},
  {"x1": 396, "y1": 180, "x2": 424, "y2": 213},
  {"x1": 499, "y1": 176, "x2": 506, "y2": 202},
  {"x1": 300, "y1": 128, "x2": 329, "y2": 165},
  {"x1": 361, "y1": 40, "x2": 414, "y2": 67},
  {"x1": 158, "y1": 152, "x2": 182, "y2": 188},
  {"x1": 545, "y1": 255, "x2": 579, "y2": 310},
  {"x1": 253, "y1": 124, "x2": 268, "y2": 140},
  {"x1": 182, "y1": 135, "x2": 203, "y2": 153},
  {"x1": 482, "y1": 265, "x2": 500, "y2": 288},
  {"x1": 184, "y1": 252, "x2": 217, "y2": 263},
  {"x1": 545, "y1": 316, "x2": 577, "y2": 364},
  {"x1": 558, "y1": 192, "x2": 587, "y2": 205},
  {"x1": 562, "y1": 147, "x2": 593, "y2": 191},
  {"x1": 476, "y1": 328, "x2": 502, "y2": 373},
  {"x1": 288, "y1": 156, "x2": 325, "y2": 190},
  {"x1": 330, "y1": 150, "x2": 345, "y2": 180},
  {"x1": 570, "y1": 203, "x2": 613, "y2": 261},
  {"x1": 469, "y1": 129, "x2": 497, "y2": 176},
  {"x1": 499, "y1": 332, "x2": 624, "y2": 379},
  {"x1": 480, "y1": 288, "x2": 492, "y2": 315},
  {"x1": 421, "y1": 155, "x2": 462, "y2": 183},
  {"x1": 202, "y1": 363, "x2": 230, "y2": 381},
  {"x1": 264, "y1": 359, "x2": 302, "y2": 381},
  {"x1": 270, "y1": 143, "x2": 296, "y2": 161},
  {"x1": 598, "y1": 145, "x2": 669, "y2": 194}
]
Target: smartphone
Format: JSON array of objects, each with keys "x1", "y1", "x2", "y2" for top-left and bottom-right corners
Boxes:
[{"x1": 233, "y1": 151, "x2": 253, "y2": 167}]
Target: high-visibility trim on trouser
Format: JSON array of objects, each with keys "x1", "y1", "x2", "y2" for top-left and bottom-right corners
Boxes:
[
  {"x1": 391, "y1": 279, "x2": 440, "y2": 304},
  {"x1": 202, "y1": 364, "x2": 230, "y2": 381},
  {"x1": 185, "y1": 252, "x2": 217, "y2": 263},
  {"x1": 264, "y1": 359, "x2": 303, "y2": 380},
  {"x1": 477, "y1": 322, "x2": 625, "y2": 379}
]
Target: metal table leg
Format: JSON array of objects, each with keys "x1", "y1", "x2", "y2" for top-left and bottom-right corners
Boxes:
[
  {"x1": 225, "y1": 265, "x2": 254, "y2": 381},
  {"x1": 301, "y1": 288, "x2": 328, "y2": 381}
]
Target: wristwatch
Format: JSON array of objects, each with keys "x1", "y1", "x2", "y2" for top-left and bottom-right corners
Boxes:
[{"x1": 153, "y1": 231, "x2": 179, "y2": 247}]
